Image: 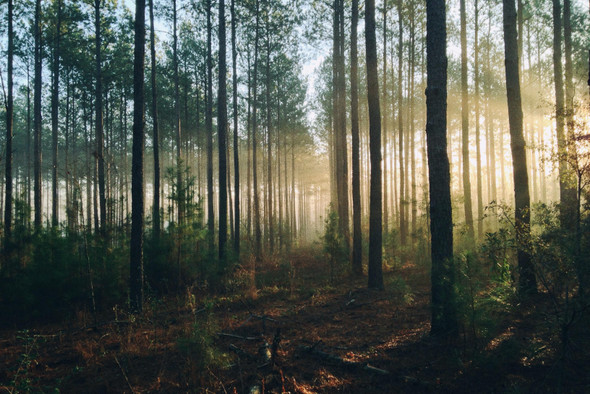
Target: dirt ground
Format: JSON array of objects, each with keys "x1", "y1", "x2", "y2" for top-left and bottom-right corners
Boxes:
[{"x1": 1, "y1": 248, "x2": 589, "y2": 393}]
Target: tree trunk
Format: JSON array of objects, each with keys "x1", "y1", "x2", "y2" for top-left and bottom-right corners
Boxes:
[
  {"x1": 231, "y1": 0, "x2": 240, "y2": 255},
  {"x1": 350, "y1": 0, "x2": 362, "y2": 276},
  {"x1": 173, "y1": 0, "x2": 183, "y2": 225},
  {"x1": 460, "y1": 0, "x2": 475, "y2": 242},
  {"x1": 5, "y1": 0, "x2": 14, "y2": 245},
  {"x1": 366, "y1": 0, "x2": 383, "y2": 290},
  {"x1": 149, "y1": 0, "x2": 160, "y2": 239},
  {"x1": 95, "y1": 0, "x2": 107, "y2": 233},
  {"x1": 206, "y1": 0, "x2": 215, "y2": 253},
  {"x1": 397, "y1": 0, "x2": 406, "y2": 247},
  {"x1": 218, "y1": 0, "x2": 228, "y2": 264},
  {"x1": 253, "y1": 0, "x2": 262, "y2": 261},
  {"x1": 130, "y1": 0, "x2": 146, "y2": 314},
  {"x1": 474, "y1": 0, "x2": 483, "y2": 239},
  {"x1": 426, "y1": 0, "x2": 457, "y2": 338},
  {"x1": 34, "y1": 0, "x2": 43, "y2": 231},
  {"x1": 502, "y1": 0, "x2": 537, "y2": 296},
  {"x1": 51, "y1": 0, "x2": 62, "y2": 227}
]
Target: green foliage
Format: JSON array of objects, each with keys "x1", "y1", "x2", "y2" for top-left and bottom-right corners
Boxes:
[
  {"x1": 176, "y1": 307, "x2": 229, "y2": 384},
  {"x1": 321, "y1": 204, "x2": 348, "y2": 283}
]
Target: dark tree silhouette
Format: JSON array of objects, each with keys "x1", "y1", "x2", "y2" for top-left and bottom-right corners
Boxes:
[
  {"x1": 130, "y1": 0, "x2": 146, "y2": 313},
  {"x1": 366, "y1": 0, "x2": 383, "y2": 290},
  {"x1": 426, "y1": 0, "x2": 457, "y2": 338},
  {"x1": 218, "y1": 0, "x2": 228, "y2": 264},
  {"x1": 502, "y1": 0, "x2": 537, "y2": 296}
]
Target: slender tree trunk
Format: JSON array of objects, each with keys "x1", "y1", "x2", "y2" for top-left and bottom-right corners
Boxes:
[
  {"x1": 218, "y1": 0, "x2": 228, "y2": 264},
  {"x1": 206, "y1": 0, "x2": 215, "y2": 253},
  {"x1": 253, "y1": 0, "x2": 262, "y2": 261},
  {"x1": 366, "y1": 0, "x2": 383, "y2": 290},
  {"x1": 460, "y1": 0, "x2": 475, "y2": 242},
  {"x1": 95, "y1": 0, "x2": 107, "y2": 234},
  {"x1": 149, "y1": 0, "x2": 160, "y2": 239},
  {"x1": 350, "y1": 0, "x2": 362, "y2": 276},
  {"x1": 34, "y1": 0, "x2": 43, "y2": 231},
  {"x1": 130, "y1": 0, "x2": 146, "y2": 313},
  {"x1": 397, "y1": 0, "x2": 406, "y2": 247},
  {"x1": 51, "y1": 0, "x2": 62, "y2": 227},
  {"x1": 265, "y1": 28, "x2": 274, "y2": 254},
  {"x1": 231, "y1": 0, "x2": 240, "y2": 255},
  {"x1": 552, "y1": 0, "x2": 574, "y2": 228},
  {"x1": 475, "y1": 0, "x2": 483, "y2": 240},
  {"x1": 382, "y1": 5, "x2": 389, "y2": 234},
  {"x1": 426, "y1": 0, "x2": 457, "y2": 338},
  {"x1": 502, "y1": 0, "x2": 537, "y2": 296},
  {"x1": 4, "y1": 0, "x2": 14, "y2": 245},
  {"x1": 173, "y1": 0, "x2": 183, "y2": 225}
]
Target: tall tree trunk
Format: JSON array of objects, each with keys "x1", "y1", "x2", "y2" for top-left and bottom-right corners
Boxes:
[
  {"x1": 173, "y1": 0, "x2": 183, "y2": 225},
  {"x1": 130, "y1": 0, "x2": 146, "y2": 313},
  {"x1": 397, "y1": 0, "x2": 406, "y2": 247},
  {"x1": 552, "y1": 0, "x2": 574, "y2": 228},
  {"x1": 206, "y1": 0, "x2": 215, "y2": 253},
  {"x1": 218, "y1": 0, "x2": 228, "y2": 264},
  {"x1": 265, "y1": 28, "x2": 274, "y2": 254},
  {"x1": 474, "y1": 0, "x2": 483, "y2": 239},
  {"x1": 95, "y1": 0, "x2": 107, "y2": 233},
  {"x1": 4, "y1": 0, "x2": 14, "y2": 245},
  {"x1": 350, "y1": 0, "x2": 362, "y2": 276},
  {"x1": 382, "y1": 5, "x2": 389, "y2": 234},
  {"x1": 231, "y1": 0, "x2": 240, "y2": 255},
  {"x1": 502, "y1": 0, "x2": 537, "y2": 296},
  {"x1": 333, "y1": 0, "x2": 349, "y2": 248},
  {"x1": 426, "y1": 0, "x2": 457, "y2": 338},
  {"x1": 366, "y1": 0, "x2": 383, "y2": 290},
  {"x1": 34, "y1": 0, "x2": 43, "y2": 230},
  {"x1": 460, "y1": 0, "x2": 475, "y2": 242},
  {"x1": 253, "y1": 0, "x2": 262, "y2": 261},
  {"x1": 52, "y1": 0, "x2": 62, "y2": 227},
  {"x1": 149, "y1": 0, "x2": 160, "y2": 239}
]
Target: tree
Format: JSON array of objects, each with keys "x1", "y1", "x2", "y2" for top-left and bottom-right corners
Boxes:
[
  {"x1": 460, "y1": 0, "x2": 475, "y2": 242},
  {"x1": 218, "y1": 0, "x2": 228, "y2": 264},
  {"x1": 502, "y1": 0, "x2": 537, "y2": 296},
  {"x1": 130, "y1": 0, "x2": 146, "y2": 313},
  {"x1": 333, "y1": 0, "x2": 349, "y2": 248},
  {"x1": 366, "y1": 0, "x2": 383, "y2": 290},
  {"x1": 95, "y1": 0, "x2": 107, "y2": 233},
  {"x1": 231, "y1": 0, "x2": 240, "y2": 255},
  {"x1": 4, "y1": 0, "x2": 14, "y2": 244},
  {"x1": 426, "y1": 0, "x2": 457, "y2": 337},
  {"x1": 206, "y1": 0, "x2": 215, "y2": 253},
  {"x1": 34, "y1": 0, "x2": 43, "y2": 230},
  {"x1": 149, "y1": 0, "x2": 160, "y2": 239},
  {"x1": 51, "y1": 0, "x2": 63, "y2": 227},
  {"x1": 350, "y1": 0, "x2": 362, "y2": 276}
]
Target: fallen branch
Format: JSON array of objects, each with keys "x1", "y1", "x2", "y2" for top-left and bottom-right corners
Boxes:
[{"x1": 217, "y1": 332, "x2": 260, "y2": 341}]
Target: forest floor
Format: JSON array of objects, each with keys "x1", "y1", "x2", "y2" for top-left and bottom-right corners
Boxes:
[{"x1": 1, "y1": 246, "x2": 589, "y2": 393}]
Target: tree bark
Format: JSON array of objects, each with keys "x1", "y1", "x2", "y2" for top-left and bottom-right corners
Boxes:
[
  {"x1": 206, "y1": 0, "x2": 215, "y2": 253},
  {"x1": 95, "y1": 0, "x2": 107, "y2": 234},
  {"x1": 366, "y1": 0, "x2": 383, "y2": 290},
  {"x1": 218, "y1": 0, "x2": 228, "y2": 264},
  {"x1": 502, "y1": 0, "x2": 537, "y2": 296},
  {"x1": 231, "y1": 0, "x2": 240, "y2": 255},
  {"x1": 426, "y1": 0, "x2": 457, "y2": 338},
  {"x1": 4, "y1": 0, "x2": 14, "y2": 244},
  {"x1": 34, "y1": 0, "x2": 43, "y2": 231},
  {"x1": 51, "y1": 0, "x2": 62, "y2": 227},
  {"x1": 149, "y1": 0, "x2": 160, "y2": 239},
  {"x1": 460, "y1": 0, "x2": 475, "y2": 242},
  {"x1": 350, "y1": 0, "x2": 362, "y2": 276},
  {"x1": 130, "y1": 0, "x2": 146, "y2": 314}
]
